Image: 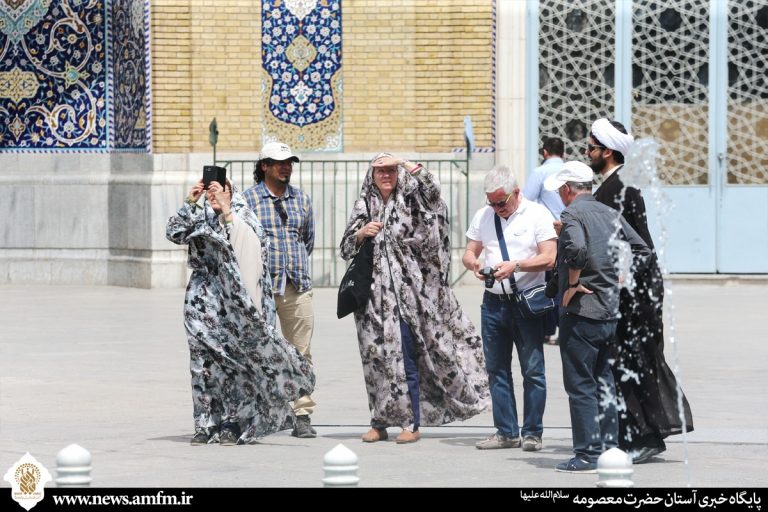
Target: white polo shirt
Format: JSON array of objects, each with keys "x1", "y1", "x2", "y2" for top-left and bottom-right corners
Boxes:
[{"x1": 466, "y1": 198, "x2": 556, "y2": 294}]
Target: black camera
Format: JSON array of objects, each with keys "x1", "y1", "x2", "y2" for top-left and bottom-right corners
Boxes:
[
  {"x1": 479, "y1": 266, "x2": 496, "y2": 288},
  {"x1": 544, "y1": 269, "x2": 559, "y2": 299}
]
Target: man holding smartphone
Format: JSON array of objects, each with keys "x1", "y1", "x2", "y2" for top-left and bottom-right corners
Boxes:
[{"x1": 243, "y1": 141, "x2": 317, "y2": 439}]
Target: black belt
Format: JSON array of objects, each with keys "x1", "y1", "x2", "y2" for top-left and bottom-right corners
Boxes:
[{"x1": 484, "y1": 291, "x2": 515, "y2": 302}]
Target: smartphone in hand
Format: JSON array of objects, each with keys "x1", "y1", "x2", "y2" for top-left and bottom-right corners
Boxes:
[{"x1": 202, "y1": 165, "x2": 227, "y2": 189}]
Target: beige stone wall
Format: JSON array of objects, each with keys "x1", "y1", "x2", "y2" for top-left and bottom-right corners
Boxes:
[
  {"x1": 151, "y1": 0, "x2": 193, "y2": 152},
  {"x1": 150, "y1": 0, "x2": 494, "y2": 153},
  {"x1": 344, "y1": 0, "x2": 493, "y2": 152},
  {"x1": 151, "y1": 0, "x2": 261, "y2": 153}
]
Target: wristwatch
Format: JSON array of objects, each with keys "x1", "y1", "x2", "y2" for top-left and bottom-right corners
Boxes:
[
  {"x1": 514, "y1": 262, "x2": 522, "y2": 273},
  {"x1": 568, "y1": 281, "x2": 580, "y2": 288}
]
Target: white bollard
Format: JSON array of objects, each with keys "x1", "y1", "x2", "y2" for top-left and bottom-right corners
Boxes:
[
  {"x1": 55, "y1": 444, "x2": 92, "y2": 487},
  {"x1": 596, "y1": 447, "x2": 633, "y2": 487},
  {"x1": 322, "y1": 443, "x2": 359, "y2": 487}
]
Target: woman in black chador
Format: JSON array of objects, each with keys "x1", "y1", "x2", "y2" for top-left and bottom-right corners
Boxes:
[{"x1": 588, "y1": 118, "x2": 693, "y2": 464}]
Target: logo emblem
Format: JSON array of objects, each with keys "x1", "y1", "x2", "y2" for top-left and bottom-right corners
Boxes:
[{"x1": 4, "y1": 453, "x2": 52, "y2": 511}]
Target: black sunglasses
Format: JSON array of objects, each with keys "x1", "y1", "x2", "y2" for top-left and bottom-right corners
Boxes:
[
  {"x1": 274, "y1": 198, "x2": 288, "y2": 223},
  {"x1": 586, "y1": 144, "x2": 606, "y2": 153}
]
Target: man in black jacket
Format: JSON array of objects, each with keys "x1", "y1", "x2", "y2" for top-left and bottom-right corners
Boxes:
[
  {"x1": 587, "y1": 118, "x2": 694, "y2": 464},
  {"x1": 543, "y1": 161, "x2": 651, "y2": 473}
]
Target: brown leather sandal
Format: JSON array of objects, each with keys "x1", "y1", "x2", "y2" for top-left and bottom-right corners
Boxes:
[
  {"x1": 395, "y1": 429, "x2": 421, "y2": 444},
  {"x1": 361, "y1": 427, "x2": 388, "y2": 443}
]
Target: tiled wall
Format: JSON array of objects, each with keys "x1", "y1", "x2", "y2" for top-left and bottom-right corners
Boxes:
[
  {"x1": 0, "y1": 0, "x2": 149, "y2": 151},
  {"x1": 150, "y1": 0, "x2": 494, "y2": 153}
]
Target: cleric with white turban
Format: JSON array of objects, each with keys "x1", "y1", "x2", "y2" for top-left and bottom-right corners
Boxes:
[
  {"x1": 590, "y1": 118, "x2": 634, "y2": 157},
  {"x1": 588, "y1": 115, "x2": 695, "y2": 463}
]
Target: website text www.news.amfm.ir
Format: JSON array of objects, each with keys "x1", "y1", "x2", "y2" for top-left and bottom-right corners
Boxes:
[{"x1": 52, "y1": 491, "x2": 193, "y2": 506}]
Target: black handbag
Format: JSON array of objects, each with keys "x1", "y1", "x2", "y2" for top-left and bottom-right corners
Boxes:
[
  {"x1": 337, "y1": 200, "x2": 375, "y2": 319},
  {"x1": 494, "y1": 214, "x2": 555, "y2": 319},
  {"x1": 544, "y1": 266, "x2": 559, "y2": 299}
]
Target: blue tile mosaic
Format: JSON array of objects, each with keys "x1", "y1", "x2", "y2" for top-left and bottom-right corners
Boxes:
[
  {"x1": 262, "y1": 0, "x2": 342, "y2": 151},
  {"x1": 0, "y1": 0, "x2": 149, "y2": 151},
  {"x1": 111, "y1": 0, "x2": 149, "y2": 150}
]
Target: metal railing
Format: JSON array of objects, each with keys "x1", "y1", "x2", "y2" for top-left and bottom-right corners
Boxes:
[{"x1": 218, "y1": 156, "x2": 471, "y2": 287}]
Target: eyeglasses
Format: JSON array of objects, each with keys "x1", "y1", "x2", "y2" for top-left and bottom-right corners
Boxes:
[
  {"x1": 586, "y1": 144, "x2": 606, "y2": 153},
  {"x1": 374, "y1": 167, "x2": 398, "y2": 175},
  {"x1": 486, "y1": 192, "x2": 513, "y2": 209}
]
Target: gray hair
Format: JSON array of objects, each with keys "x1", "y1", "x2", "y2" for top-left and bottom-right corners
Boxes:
[
  {"x1": 566, "y1": 181, "x2": 593, "y2": 191},
  {"x1": 484, "y1": 165, "x2": 518, "y2": 194}
]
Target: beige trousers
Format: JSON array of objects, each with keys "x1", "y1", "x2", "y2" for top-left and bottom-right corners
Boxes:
[{"x1": 275, "y1": 284, "x2": 316, "y2": 416}]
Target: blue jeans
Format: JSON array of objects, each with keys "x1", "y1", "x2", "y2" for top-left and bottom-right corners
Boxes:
[
  {"x1": 559, "y1": 313, "x2": 618, "y2": 462},
  {"x1": 400, "y1": 320, "x2": 420, "y2": 428},
  {"x1": 480, "y1": 292, "x2": 546, "y2": 438}
]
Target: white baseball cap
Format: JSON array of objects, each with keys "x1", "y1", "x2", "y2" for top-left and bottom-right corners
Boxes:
[
  {"x1": 260, "y1": 142, "x2": 300, "y2": 162},
  {"x1": 543, "y1": 161, "x2": 594, "y2": 191}
]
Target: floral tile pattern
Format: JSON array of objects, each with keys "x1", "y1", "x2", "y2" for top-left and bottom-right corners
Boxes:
[
  {"x1": 111, "y1": 0, "x2": 149, "y2": 149},
  {"x1": 262, "y1": 0, "x2": 342, "y2": 151},
  {"x1": 0, "y1": 0, "x2": 149, "y2": 151}
]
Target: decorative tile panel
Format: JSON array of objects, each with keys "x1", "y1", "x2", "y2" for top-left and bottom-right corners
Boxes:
[
  {"x1": 0, "y1": 0, "x2": 149, "y2": 151},
  {"x1": 111, "y1": 0, "x2": 149, "y2": 149},
  {"x1": 261, "y1": 0, "x2": 342, "y2": 151}
]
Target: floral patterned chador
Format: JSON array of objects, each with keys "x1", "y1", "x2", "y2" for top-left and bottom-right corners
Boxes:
[
  {"x1": 167, "y1": 191, "x2": 315, "y2": 443},
  {"x1": 340, "y1": 158, "x2": 490, "y2": 429}
]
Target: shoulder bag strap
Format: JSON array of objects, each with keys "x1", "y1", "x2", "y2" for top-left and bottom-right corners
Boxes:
[{"x1": 494, "y1": 214, "x2": 520, "y2": 295}]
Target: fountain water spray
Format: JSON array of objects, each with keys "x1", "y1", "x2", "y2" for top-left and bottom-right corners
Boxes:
[{"x1": 615, "y1": 137, "x2": 692, "y2": 486}]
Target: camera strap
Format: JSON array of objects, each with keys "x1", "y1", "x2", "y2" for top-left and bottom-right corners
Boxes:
[{"x1": 494, "y1": 214, "x2": 521, "y2": 298}]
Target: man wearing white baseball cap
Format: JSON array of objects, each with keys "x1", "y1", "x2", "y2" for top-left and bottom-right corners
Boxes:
[
  {"x1": 543, "y1": 160, "x2": 651, "y2": 473},
  {"x1": 259, "y1": 141, "x2": 301, "y2": 163},
  {"x1": 244, "y1": 141, "x2": 317, "y2": 439}
]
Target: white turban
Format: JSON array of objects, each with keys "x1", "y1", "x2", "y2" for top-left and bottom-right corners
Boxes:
[{"x1": 591, "y1": 118, "x2": 634, "y2": 157}]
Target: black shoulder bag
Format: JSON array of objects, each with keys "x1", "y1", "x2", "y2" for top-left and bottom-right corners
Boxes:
[
  {"x1": 494, "y1": 214, "x2": 554, "y2": 318},
  {"x1": 337, "y1": 200, "x2": 375, "y2": 319}
]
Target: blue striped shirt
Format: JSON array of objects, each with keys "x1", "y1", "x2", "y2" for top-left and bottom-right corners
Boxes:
[{"x1": 243, "y1": 181, "x2": 314, "y2": 294}]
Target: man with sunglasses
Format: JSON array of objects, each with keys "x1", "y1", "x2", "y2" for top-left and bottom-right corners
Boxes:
[
  {"x1": 462, "y1": 166, "x2": 557, "y2": 452},
  {"x1": 243, "y1": 141, "x2": 317, "y2": 439},
  {"x1": 587, "y1": 118, "x2": 693, "y2": 464}
]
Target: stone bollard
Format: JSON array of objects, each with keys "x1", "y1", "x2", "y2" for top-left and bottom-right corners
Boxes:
[
  {"x1": 55, "y1": 444, "x2": 92, "y2": 487},
  {"x1": 322, "y1": 443, "x2": 359, "y2": 487},
  {"x1": 596, "y1": 447, "x2": 634, "y2": 488}
]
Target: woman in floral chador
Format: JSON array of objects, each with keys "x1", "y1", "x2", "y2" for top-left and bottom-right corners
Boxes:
[
  {"x1": 167, "y1": 178, "x2": 315, "y2": 445},
  {"x1": 340, "y1": 153, "x2": 490, "y2": 444}
]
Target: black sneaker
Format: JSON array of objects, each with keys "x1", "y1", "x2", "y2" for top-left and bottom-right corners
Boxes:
[
  {"x1": 554, "y1": 456, "x2": 597, "y2": 473},
  {"x1": 219, "y1": 429, "x2": 238, "y2": 446},
  {"x1": 629, "y1": 445, "x2": 665, "y2": 464},
  {"x1": 190, "y1": 431, "x2": 209, "y2": 446},
  {"x1": 291, "y1": 415, "x2": 317, "y2": 438}
]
